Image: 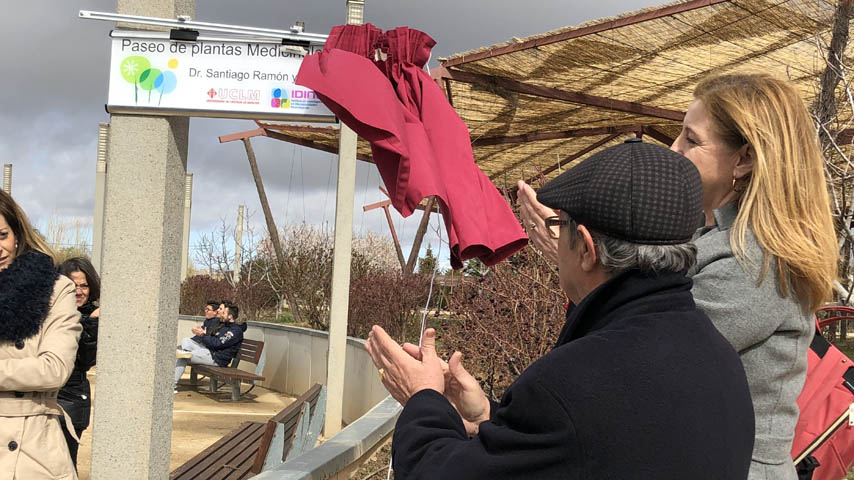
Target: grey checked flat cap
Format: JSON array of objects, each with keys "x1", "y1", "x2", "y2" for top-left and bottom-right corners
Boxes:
[{"x1": 537, "y1": 138, "x2": 704, "y2": 245}]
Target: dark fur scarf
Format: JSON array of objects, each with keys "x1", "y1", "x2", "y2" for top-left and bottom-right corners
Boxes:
[{"x1": 0, "y1": 250, "x2": 58, "y2": 342}]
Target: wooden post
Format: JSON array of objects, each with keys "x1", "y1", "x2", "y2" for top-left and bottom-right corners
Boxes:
[
  {"x1": 242, "y1": 138, "x2": 304, "y2": 325},
  {"x1": 405, "y1": 197, "x2": 437, "y2": 274}
]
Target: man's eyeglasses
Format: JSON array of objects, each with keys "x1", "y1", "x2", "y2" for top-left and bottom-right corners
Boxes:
[
  {"x1": 544, "y1": 216, "x2": 568, "y2": 239},
  {"x1": 74, "y1": 284, "x2": 89, "y2": 291}
]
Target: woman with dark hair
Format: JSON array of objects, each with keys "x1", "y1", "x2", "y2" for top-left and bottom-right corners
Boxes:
[
  {"x1": 57, "y1": 257, "x2": 100, "y2": 468},
  {"x1": 0, "y1": 189, "x2": 81, "y2": 479}
]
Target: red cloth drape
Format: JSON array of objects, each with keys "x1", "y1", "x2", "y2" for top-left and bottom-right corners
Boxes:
[{"x1": 296, "y1": 24, "x2": 527, "y2": 269}]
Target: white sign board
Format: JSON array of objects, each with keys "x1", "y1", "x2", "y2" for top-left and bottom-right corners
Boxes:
[{"x1": 107, "y1": 31, "x2": 335, "y2": 121}]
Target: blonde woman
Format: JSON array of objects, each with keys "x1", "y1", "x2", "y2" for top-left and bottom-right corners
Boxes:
[
  {"x1": 0, "y1": 189, "x2": 81, "y2": 479},
  {"x1": 517, "y1": 73, "x2": 837, "y2": 480}
]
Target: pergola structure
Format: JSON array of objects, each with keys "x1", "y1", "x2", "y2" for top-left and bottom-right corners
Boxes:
[{"x1": 222, "y1": 0, "x2": 854, "y2": 194}]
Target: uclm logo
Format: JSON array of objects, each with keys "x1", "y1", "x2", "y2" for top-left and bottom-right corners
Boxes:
[{"x1": 206, "y1": 88, "x2": 260, "y2": 102}]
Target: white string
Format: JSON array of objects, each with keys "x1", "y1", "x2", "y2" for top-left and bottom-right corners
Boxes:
[
  {"x1": 386, "y1": 199, "x2": 443, "y2": 479},
  {"x1": 418, "y1": 201, "x2": 442, "y2": 347},
  {"x1": 388, "y1": 37, "x2": 437, "y2": 478}
]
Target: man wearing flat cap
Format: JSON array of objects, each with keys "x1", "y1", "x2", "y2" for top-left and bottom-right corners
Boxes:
[{"x1": 366, "y1": 140, "x2": 755, "y2": 479}]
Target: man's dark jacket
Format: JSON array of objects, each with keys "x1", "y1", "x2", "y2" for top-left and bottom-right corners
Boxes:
[
  {"x1": 198, "y1": 322, "x2": 245, "y2": 366},
  {"x1": 191, "y1": 316, "x2": 223, "y2": 343},
  {"x1": 392, "y1": 270, "x2": 755, "y2": 479}
]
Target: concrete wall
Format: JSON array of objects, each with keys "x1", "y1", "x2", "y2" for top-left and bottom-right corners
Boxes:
[{"x1": 177, "y1": 316, "x2": 388, "y2": 424}]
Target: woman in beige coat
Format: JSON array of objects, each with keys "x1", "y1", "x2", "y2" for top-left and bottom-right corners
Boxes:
[{"x1": 0, "y1": 189, "x2": 81, "y2": 480}]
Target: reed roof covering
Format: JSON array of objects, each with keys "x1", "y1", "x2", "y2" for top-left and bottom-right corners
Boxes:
[{"x1": 235, "y1": 0, "x2": 850, "y2": 190}]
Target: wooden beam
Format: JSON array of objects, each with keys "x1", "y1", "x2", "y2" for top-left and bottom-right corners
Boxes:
[
  {"x1": 436, "y1": 67, "x2": 685, "y2": 122},
  {"x1": 473, "y1": 125, "x2": 643, "y2": 146},
  {"x1": 642, "y1": 125, "x2": 676, "y2": 146},
  {"x1": 363, "y1": 195, "x2": 432, "y2": 214},
  {"x1": 381, "y1": 205, "x2": 407, "y2": 271},
  {"x1": 241, "y1": 138, "x2": 304, "y2": 325},
  {"x1": 255, "y1": 122, "x2": 339, "y2": 135},
  {"x1": 837, "y1": 128, "x2": 854, "y2": 144},
  {"x1": 363, "y1": 196, "x2": 436, "y2": 273},
  {"x1": 363, "y1": 199, "x2": 392, "y2": 211},
  {"x1": 523, "y1": 133, "x2": 620, "y2": 185},
  {"x1": 262, "y1": 129, "x2": 374, "y2": 163},
  {"x1": 406, "y1": 197, "x2": 437, "y2": 274},
  {"x1": 441, "y1": 0, "x2": 730, "y2": 68},
  {"x1": 219, "y1": 128, "x2": 266, "y2": 144}
]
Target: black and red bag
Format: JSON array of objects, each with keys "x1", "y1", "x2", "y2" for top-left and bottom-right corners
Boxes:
[{"x1": 791, "y1": 306, "x2": 854, "y2": 480}]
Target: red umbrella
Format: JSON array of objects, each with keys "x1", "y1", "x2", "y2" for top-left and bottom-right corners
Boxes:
[{"x1": 297, "y1": 24, "x2": 527, "y2": 269}]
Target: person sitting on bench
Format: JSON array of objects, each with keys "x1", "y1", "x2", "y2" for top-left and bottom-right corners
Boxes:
[
  {"x1": 191, "y1": 299, "x2": 224, "y2": 339},
  {"x1": 174, "y1": 303, "x2": 244, "y2": 393}
]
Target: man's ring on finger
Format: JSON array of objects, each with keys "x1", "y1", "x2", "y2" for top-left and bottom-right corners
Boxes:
[
  {"x1": 378, "y1": 368, "x2": 385, "y2": 380},
  {"x1": 529, "y1": 221, "x2": 537, "y2": 230}
]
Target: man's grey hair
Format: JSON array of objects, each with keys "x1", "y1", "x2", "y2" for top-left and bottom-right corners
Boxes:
[{"x1": 565, "y1": 217, "x2": 697, "y2": 274}]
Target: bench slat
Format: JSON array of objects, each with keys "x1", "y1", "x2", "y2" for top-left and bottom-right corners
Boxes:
[
  {"x1": 173, "y1": 384, "x2": 325, "y2": 480},
  {"x1": 170, "y1": 422, "x2": 266, "y2": 480},
  {"x1": 235, "y1": 339, "x2": 264, "y2": 365},
  {"x1": 209, "y1": 444, "x2": 261, "y2": 480},
  {"x1": 195, "y1": 366, "x2": 265, "y2": 382},
  {"x1": 180, "y1": 435, "x2": 263, "y2": 480}
]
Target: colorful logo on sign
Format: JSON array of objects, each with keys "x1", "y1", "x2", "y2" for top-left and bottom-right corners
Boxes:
[
  {"x1": 271, "y1": 88, "x2": 291, "y2": 109},
  {"x1": 119, "y1": 56, "x2": 179, "y2": 105}
]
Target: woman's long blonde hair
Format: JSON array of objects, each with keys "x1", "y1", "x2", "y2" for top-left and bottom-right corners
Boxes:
[
  {"x1": 695, "y1": 73, "x2": 837, "y2": 312},
  {"x1": 0, "y1": 189, "x2": 56, "y2": 265}
]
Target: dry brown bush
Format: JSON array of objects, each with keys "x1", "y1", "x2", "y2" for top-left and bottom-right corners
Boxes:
[{"x1": 440, "y1": 248, "x2": 566, "y2": 400}]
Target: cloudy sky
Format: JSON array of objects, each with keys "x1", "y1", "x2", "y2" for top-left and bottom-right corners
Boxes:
[{"x1": 0, "y1": 0, "x2": 663, "y2": 270}]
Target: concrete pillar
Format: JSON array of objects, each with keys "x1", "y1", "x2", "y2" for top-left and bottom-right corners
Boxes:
[
  {"x1": 89, "y1": 1, "x2": 194, "y2": 479},
  {"x1": 181, "y1": 173, "x2": 193, "y2": 280},
  {"x1": 2, "y1": 164, "x2": 11, "y2": 194},
  {"x1": 233, "y1": 204, "x2": 244, "y2": 284},
  {"x1": 324, "y1": 0, "x2": 364, "y2": 437},
  {"x1": 92, "y1": 123, "x2": 109, "y2": 273}
]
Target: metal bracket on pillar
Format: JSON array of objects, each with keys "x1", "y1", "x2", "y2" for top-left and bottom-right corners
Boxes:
[
  {"x1": 2, "y1": 164, "x2": 11, "y2": 195},
  {"x1": 181, "y1": 173, "x2": 193, "y2": 281},
  {"x1": 92, "y1": 123, "x2": 109, "y2": 273},
  {"x1": 234, "y1": 204, "x2": 244, "y2": 284}
]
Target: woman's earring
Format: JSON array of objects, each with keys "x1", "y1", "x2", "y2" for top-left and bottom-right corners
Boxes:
[{"x1": 732, "y1": 175, "x2": 747, "y2": 194}]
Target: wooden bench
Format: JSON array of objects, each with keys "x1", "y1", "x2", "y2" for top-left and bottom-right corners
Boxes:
[
  {"x1": 170, "y1": 383, "x2": 327, "y2": 479},
  {"x1": 190, "y1": 339, "x2": 266, "y2": 401}
]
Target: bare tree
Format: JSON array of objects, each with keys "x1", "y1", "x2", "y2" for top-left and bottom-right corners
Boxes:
[{"x1": 810, "y1": 0, "x2": 854, "y2": 339}]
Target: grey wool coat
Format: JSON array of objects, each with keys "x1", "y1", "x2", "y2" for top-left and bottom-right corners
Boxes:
[{"x1": 690, "y1": 204, "x2": 813, "y2": 480}]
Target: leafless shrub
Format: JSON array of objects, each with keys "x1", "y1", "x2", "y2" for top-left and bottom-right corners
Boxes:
[{"x1": 441, "y1": 247, "x2": 566, "y2": 400}]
